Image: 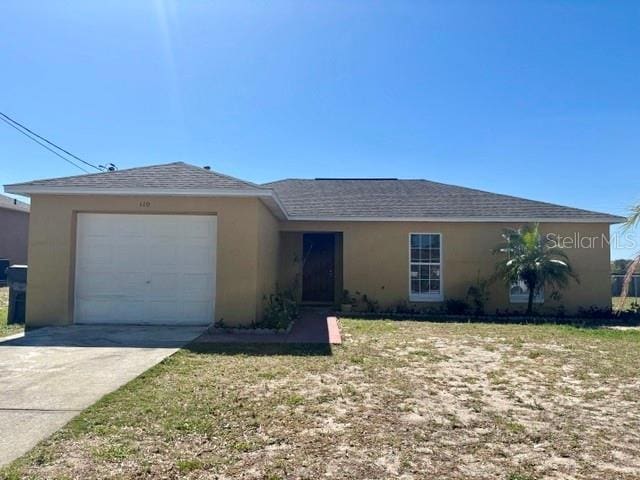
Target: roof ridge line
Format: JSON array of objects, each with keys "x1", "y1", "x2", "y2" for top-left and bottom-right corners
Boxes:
[
  {"x1": 180, "y1": 162, "x2": 270, "y2": 190},
  {"x1": 4, "y1": 161, "x2": 186, "y2": 188}
]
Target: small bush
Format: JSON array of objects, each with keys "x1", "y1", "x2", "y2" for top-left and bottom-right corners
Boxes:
[
  {"x1": 445, "y1": 298, "x2": 469, "y2": 315},
  {"x1": 260, "y1": 290, "x2": 299, "y2": 330},
  {"x1": 466, "y1": 274, "x2": 490, "y2": 315},
  {"x1": 352, "y1": 291, "x2": 379, "y2": 313}
]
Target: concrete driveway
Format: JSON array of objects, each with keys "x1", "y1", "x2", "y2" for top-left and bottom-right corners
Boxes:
[{"x1": 0, "y1": 325, "x2": 205, "y2": 467}]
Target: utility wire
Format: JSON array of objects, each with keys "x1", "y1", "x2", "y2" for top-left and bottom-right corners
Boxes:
[
  {"x1": 0, "y1": 111, "x2": 101, "y2": 172},
  {"x1": 0, "y1": 115, "x2": 90, "y2": 173}
]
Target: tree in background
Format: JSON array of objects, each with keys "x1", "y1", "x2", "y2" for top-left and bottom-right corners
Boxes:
[
  {"x1": 611, "y1": 259, "x2": 632, "y2": 275},
  {"x1": 493, "y1": 223, "x2": 579, "y2": 315},
  {"x1": 619, "y1": 204, "x2": 640, "y2": 308}
]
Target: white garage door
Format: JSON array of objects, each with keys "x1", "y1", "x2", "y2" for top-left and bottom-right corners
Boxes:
[{"x1": 74, "y1": 213, "x2": 216, "y2": 325}]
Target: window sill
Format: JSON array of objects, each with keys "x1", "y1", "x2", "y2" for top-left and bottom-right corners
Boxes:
[{"x1": 410, "y1": 294, "x2": 444, "y2": 303}]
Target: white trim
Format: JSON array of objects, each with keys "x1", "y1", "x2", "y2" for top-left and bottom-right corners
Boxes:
[
  {"x1": 4, "y1": 186, "x2": 289, "y2": 220},
  {"x1": 286, "y1": 216, "x2": 624, "y2": 224},
  {"x1": 4, "y1": 185, "x2": 625, "y2": 224},
  {"x1": 408, "y1": 232, "x2": 444, "y2": 302}
]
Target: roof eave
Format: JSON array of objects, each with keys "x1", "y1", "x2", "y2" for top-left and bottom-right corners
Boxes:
[
  {"x1": 2, "y1": 185, "x2": 625, "y2": 224},
  {"x1": 3, "y1": 185, "x2": 288, "y2": 220},
  {"x1": 283, "y1": 215, "x2": 627, "y2": 224}
]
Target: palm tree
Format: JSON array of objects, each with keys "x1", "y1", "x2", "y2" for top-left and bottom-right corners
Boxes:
[
  {"x1": 493, "y1": 223, "x2": 579, "y2": 315},
  {"x1": 618, "y1": 204, "x2": 640, "y2": 309}
]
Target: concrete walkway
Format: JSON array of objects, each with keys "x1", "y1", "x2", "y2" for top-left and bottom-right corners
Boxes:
[
  {"x1": 196, "y1": 308, "x2": 342, "y2": 344},
  {"x1": 0, "y1": 325, "x2": 205, "y2": 467}
]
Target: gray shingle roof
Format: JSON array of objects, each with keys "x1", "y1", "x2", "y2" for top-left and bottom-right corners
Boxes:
[
  {"x1": 264, "y1": 178, "x2": 624, "y2": 222},
  {"x1": 0, "y1": 194, "x2": 29, "y2": 213},
  {"x1": 6, "y1": 162, "x2": 267, "y2": 191},
  {"x1": 4, "y1": 162, "x2": 624, "y2": 222}
]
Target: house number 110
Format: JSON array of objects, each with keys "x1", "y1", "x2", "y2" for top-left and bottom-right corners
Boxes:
[{"x1": 139, "y1": 201, "x2": 151, "y2": 208}]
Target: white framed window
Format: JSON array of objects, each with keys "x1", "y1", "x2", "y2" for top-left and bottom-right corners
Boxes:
[
  {"x1": 509, "y1": 280, "x2": 544, "y2": 304},
  {"x1": 409, "y1": 233, "x2": 443, "y2": 302}
]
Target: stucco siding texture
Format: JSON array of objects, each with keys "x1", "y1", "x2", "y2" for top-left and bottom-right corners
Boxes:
[
  {"x1": 0, "y1": 208, "x2": 29, "y2": 264},
  {"x1": 255, "y1": 201, "x2": 281, "y2": 320},
  {"x1": 25, "y1": 195, "x2": 274, "y2": 327},
  {"x1": 278, "y1": 221, "x2": 611, "y2": 314}
]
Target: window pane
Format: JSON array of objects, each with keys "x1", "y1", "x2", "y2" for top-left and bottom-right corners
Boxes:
[
  {"x1": 409, "y1": 233, "x2": 443, "y2": 298},
  {"x1": 429, "y1": 265, "x2": 440, "y2": 279}
]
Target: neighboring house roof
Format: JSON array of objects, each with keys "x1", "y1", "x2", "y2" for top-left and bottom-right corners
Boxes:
[
  {"x1": 0, "y1": 194, "x2": 29, "y2": 213},
  {"x1": 264, "y1": 178, "x2": 625, "y2": 223},
  {"x1": 4, "y1": 162, "x2": 625, "y2": 223}
]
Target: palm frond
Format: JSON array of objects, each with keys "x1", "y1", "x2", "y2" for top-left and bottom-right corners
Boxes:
[
  {"x1": 616, "y1": 254, "x2": 640, "y2": 311},
  {"x1": 622, "y1": 203, "x2": 640, "y2": 232}
]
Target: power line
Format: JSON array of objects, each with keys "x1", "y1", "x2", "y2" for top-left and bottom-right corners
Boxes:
[
  {"x1": 0, "y1": 111, "x2": 102, "y2": 172},
  {"x1": 0, "y1": 115, "x2": 90, "y2": 173}
]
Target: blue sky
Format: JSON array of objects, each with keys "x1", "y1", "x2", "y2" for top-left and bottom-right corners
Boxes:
[{"x1": 1, "y1": 1, "x2": 638, "y2": 259}]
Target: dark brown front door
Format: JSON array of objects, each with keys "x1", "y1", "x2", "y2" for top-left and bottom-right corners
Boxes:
[{"x1": 302, "y1": 233, "x2": 335, "y2": 302}]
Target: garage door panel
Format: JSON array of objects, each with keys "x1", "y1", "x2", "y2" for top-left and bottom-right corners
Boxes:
[
  {"x1": 76, "y1": 299, "x2": 115, "y2": 324},
  {"x1": 81, "y1": 216, "x2": 113, "y2": 236},
  {"x1": 183, "y1": 302, "x2": 210, "y2": 322},
  {"x1": 149, "y1": 300, "x2": 180, "y2": 321},
  {"x1": 147, "y1": 219, "x2": 178, "y2": 237},
  {"x1": 186, "y1": 218, "x2": 214, "y2": 238},
  {"x1": 81, "y1": 242, "x2": 113, "y2": 267},
  {"x1": 148, "y1": 273, "x2": 179, "y2": 298},
  {"x1": 75, "y1": 214, "x2": 216, "y2": 325},
  {"x1": 115, "y1": 216, "x2": 146, "y2": 237},
  {"x1": 116, "y1": 272, "x2": 148, "y2": 296},
  {"x1": 76, "y1": 272, "x2": 117, "y2": 297},
  {"x1": 148, "y1": 243, "x2": 178, "y2": 268},
  {"x1": 113, "y1": 246, "x2": 147, "y2": 271},
  {"x1": 181, "y1": 274, "x2": 212, "y2": 297},
  {"x1": 183, "y1": 246, "x2": 214, "y2": 268},
  {"x1": 111, "y1": 300, "x2": 146, "y2": 323}
]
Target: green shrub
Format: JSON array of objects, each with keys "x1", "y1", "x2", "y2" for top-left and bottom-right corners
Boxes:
[
  {"x1": 260, "y1": 290, "x2": 299, "y2": 330},
  {"x1": 444, "y1": 298, "x2": 469, "y2": 315},
  {"x1": 466, "y1": 274, "x2": 490, "y2": 315}
]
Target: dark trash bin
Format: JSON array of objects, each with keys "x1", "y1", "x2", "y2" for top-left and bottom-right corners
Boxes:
[
  {"x1": 7, "y1": 265, "x2": 27, "y2": 325},
  {"x1": 0, "y1": 258, "x2": 9, "y2": 286}
]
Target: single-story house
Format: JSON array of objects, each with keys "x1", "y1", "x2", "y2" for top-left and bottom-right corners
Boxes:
[
  {"x1": 0, "y1": 194, "x2": 30, "y2": 265},
  {"x1": 4, "y1": 162, "x2": 624, "y2": 327}
]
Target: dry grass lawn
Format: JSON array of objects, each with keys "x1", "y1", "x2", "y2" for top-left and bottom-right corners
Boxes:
[
  {"x1": 2, "y1": 320, "x2": 640, "y2": 480},
  {"x1": 0, "y1": 287, "x2": 22, "y2": 338}
]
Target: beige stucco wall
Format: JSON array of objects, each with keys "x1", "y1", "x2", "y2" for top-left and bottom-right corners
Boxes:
[
  {"x1": 278, "y1": 221, "x2": 612, "y2": 314},
  {"x1": 0, "y1": 208, "x2": 29, "y2": 265},
  {"x1": 25, "y1": 193, "x2": 613, "y2": 327},
  {"x1": 26, "y1": 195, "x2": 280, "y2": 327},
  {"x1": 255, "y1": 201, "x2": 280, "y2": 319}
]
